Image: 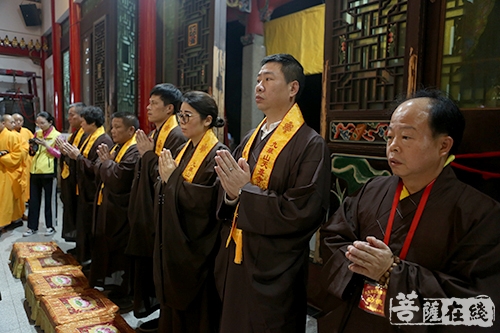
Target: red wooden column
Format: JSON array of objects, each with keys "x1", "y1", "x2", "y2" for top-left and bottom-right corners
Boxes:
[
  {"x1": 69, "y1": 0, "x2": 82, "y2": 104},
  {"x1": 51, "y1": 0, "x2": 63, "y2": 130},
  {"x1": 42, "y1": 36, "x2": 48, "y2": 112},
  {"x1": 137, "y1": 0, "x2": 156, "y2": 130}
]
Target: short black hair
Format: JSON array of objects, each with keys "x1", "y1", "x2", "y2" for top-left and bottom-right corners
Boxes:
[
  {"x1": 182, "y1": 91, "x2": 224, "y2": 128},
  {"x1": 69, "y1": 102, "x2": 86, "y2": 115},
  {"x1": 81, "y1": 106, "x2": 105, "y2": 127},
  {"x1": 37, "y1": 111, "x2": 55, "y2": 128},
  {"x1": 261, "y1": 53, "x2": 305, "y2": 100},
  {"x1": 394, "y1": 89, "x2": 466, "y2": 155},
  {"x1": 111, "y1": 112, "x2": 139, "y2": 130},
  {"x1": 150, "y1": 83, "x2": 183, "y2": 113}
]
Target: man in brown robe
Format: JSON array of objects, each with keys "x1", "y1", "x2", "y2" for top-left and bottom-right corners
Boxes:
[
  {"x1": 214, "y1": 54, "x2": 331, "y2": 332},
  {"x1": 319, "y1": 90, "x2": 500, "y2": 332},
  {"x1": 56, "y1": 102, "x2": 87, "y2": 242},
  {"x1": 62, "y1": 106, "x2": 113, "y2": 264},
  {"x1": 89, "y1": 112, "x2": 140, "y2": 310},
  {"x1": 125, "y1": 83, "x2": 186, "y2": 320}
]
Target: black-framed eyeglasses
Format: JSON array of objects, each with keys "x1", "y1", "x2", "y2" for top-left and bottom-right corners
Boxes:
[{"x1": 176, "y1": 112, "x2": 198, "y2": 124}]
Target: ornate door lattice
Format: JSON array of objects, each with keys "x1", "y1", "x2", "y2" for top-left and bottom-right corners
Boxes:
[
  {"x1": 93, "y1": 18, "x2": 106, "y2": 113},
  {"x1": 116, "y1": 0, "x2": 136, "y2": 114},
  {"x1": 176, "y1": 0, "x2": 212, "y2": 92},
  {"x1": 326, "y1": 0, "x2": 408, "y2": 155}
]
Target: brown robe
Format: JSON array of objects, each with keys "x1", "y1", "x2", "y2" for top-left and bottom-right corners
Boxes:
[
  {"x1": 153, "y1": 140, "x2": 227, "y2": 333},
  {"x1": 215, "y1": 124, "x2": 331, "y2": 333},
  {"x1": 319, "y1": 165, "x2": 500, "y2": 333},
  {"x1": 126, "y1": 124, "x2": 186, "y2": 318},
  {"x1": 75, "y1": 133, "x2": 113, "y2": 263},
  {"x1": 60, "y1": 130, "x2": 88, "y2": 241},
  {"x1": 89, "y1": 143, "x2": 140, "y2": 295}
]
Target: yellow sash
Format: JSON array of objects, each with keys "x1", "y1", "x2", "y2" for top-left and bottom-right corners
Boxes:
[
  {"x1": 226, "y1": 103, "x2": 305, "y2": 264},
  {"x1": 81, "y1": 126, "x2": 105, "y2": 158},
  {"x1": 174, "y1": 130, "x2": 219, "y2": 183},
  {"x1": 97, "y1": 135, "x2": 137, "y2": 205},
  {"x1": 62, "y1": 128, "x2": 85, "y2": 179},
  {"x1": 73, "y1": 128, "x2": 85, "y2": 148},
  {"x1": 155, "y1": 115, "x2": 179, "y2": 156}
]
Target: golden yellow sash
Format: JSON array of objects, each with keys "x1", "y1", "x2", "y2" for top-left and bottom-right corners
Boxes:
[
  {"x1": 62, "y1": 128, "x2": 85, "y2": 179},
  {"x1": 174, "y1": 130, "x2": 219, "y2": 183},
  {"x1": 81, "y1": 126, "x2": 106, "y2": 158},
  {"x1": 73, "y1": 128, "x2": 85, "y2": 148},
  {"x1": 97, "y1": 135, "x2": 137, "y2": 205},
  {"x1": 226, "y1": 103, "x2": 305, "y2": 264},
  {"x1": 155, "y1": 115, "x2": 179, "y2": 156}
]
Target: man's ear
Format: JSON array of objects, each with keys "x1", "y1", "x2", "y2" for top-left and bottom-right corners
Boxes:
[
  {"x1": 165, "y1": 103, "x2": 175, "y2": 115},
  {"x1": 439, "y1": 135, "x2": 454, "y2": 157},
  {"x1": 289, "y1": 80, "x2": 299, "y2": 98}
]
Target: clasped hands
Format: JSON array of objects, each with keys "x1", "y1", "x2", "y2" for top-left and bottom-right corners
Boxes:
[
  {"x1": 214, "y1": 150, "x2": 251, "y2": 200},
  {"x1": 158, "y1": 149, "x2": 177, "y2": 184},
  {"x1": 136, "y1": 130, "x2": 154, "y2": 157},
  {"x1": 56, "y1": 138, "x2": 80, "y2": 160},
  {"x1": 346, "y1": 236, "x2": 394, "y2": 281},
  {"x1": 96, "y1": 143, "x2": 115, "y2": 162}
]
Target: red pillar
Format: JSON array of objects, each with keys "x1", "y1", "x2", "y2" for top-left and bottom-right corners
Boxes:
[
  {"x1": 69, "y1": 0, "x2": 82, "y2": 104},
  {"x1": 51, "y1": 0, "x2": 63, "y2": 130},
  {"x1": 42, "y1": 36, "x2": 48, "y2": 112},
  {"x1": 137, "y1": 0, "x2": 156, "y2": 130},
  {"x1": 247, "y1": 0, "x2": 263, "y2": 35}
]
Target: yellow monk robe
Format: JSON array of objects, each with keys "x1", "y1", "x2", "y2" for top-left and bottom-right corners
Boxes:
[
  {"x1": 19, "y1": 127, "x2": 34, "y2": 202},
  {"x1": 9, "y1": 130, "x2": 25, "y2": 221},
  {"x1": 0, "y1": 128, "x2": 22, "y2": 227}
]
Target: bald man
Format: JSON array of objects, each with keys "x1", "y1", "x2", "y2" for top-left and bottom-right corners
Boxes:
[
  {"x1": 0, "y1": 115, "x2": 23, "y2": 230},
  {"x1": 3, "y1": 114, "x2": 25, "y2": 226},
  {"x1": 13, "y1": 113, "x2": 33, "y2": 209}
]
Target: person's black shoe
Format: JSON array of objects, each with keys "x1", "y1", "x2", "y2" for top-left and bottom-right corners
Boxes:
[
  {"x1": 136, "y1": 318, "x2": 159, "y2": 333},
  {"x1": 108, "y1": 294, "x2": 134, "y2": 314},
  {"x1": 7, "y1": 219, "x2": 23, "y2": 230}
]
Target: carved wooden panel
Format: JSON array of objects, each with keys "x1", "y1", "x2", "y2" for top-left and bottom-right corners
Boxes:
[
  {"x1": 325, "y1": 0, "x2": 408, "y2": 155},
  {"x1": 93, "y1": 18, "x2": 106, "y2": 113},
  {"x1": 176, "y1": 0, "x2": 212, "y2": 92}
]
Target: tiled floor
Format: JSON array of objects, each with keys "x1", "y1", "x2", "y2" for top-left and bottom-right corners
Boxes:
[{"x1": 0, "y1": 196, "x2": 317, "y2": 333}]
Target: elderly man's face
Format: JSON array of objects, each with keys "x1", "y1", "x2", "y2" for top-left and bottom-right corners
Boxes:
[
  {"x1": 68, "y1": 107, "x2": 84, "y2": 129},
  {"x1": 13, "y1": 114, "x2": 23, "y2": 130},
  {"x1": 4, "y1": 115, "x2": 15, "y2": 131},
  {"x1": 386, "y1": 98, "x2": 450, "y2": 186}
]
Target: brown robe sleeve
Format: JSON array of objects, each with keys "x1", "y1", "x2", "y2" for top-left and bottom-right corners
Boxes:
[
  {"x1": 320, "y1": 168, "x2": 500, "y2": 332},
  {"x1": 126, "y1": 126, "x2": 186, "y2": 257},
  {"x1": 154, "y1": 142, "x2": 228, "y2": 310},
  {"x1": 76, "y1": 134, "x2": 114, "y2": 203}
]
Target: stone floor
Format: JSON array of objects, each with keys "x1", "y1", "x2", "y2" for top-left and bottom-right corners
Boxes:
[{"x1": 0, "y1": 196, "x2": 317, "y2": 332}]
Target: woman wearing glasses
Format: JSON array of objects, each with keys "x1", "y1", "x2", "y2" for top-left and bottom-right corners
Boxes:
[
  {"x1": 153, "y1": 91, "x2": 228, "y2": 333},
  {"x1": 23, "y1": 112, "x2": 61, "y2": 237}
]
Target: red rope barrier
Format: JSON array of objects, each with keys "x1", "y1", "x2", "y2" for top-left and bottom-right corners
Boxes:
[
  {"x1": 454, "y1": 151, "x2": 500, "y2": 159},
  {"x1": 451, "y1": 151, "x2": 500, "y2": 179}
]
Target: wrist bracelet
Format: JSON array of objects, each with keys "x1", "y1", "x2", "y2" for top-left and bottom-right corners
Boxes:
[{"x1": 378, "y1": 255, "x2": 401, "y2": 288}]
